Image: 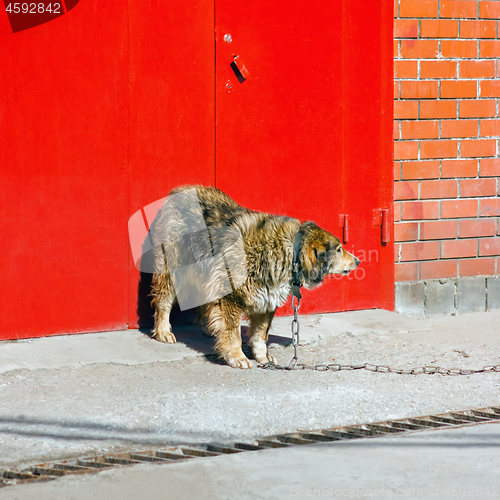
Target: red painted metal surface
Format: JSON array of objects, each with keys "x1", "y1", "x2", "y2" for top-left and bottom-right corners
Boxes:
[
  {"x1": 215, "y1": 0, "x2": 394, "y2": 315},
  {"x1": 0, "y1": 1, "x2": 129, "y2": 339},
  {"x1": 1, "y1": 0, "x2": 392, "y2": 340},
  {"x1": 127, "y1": 0, "x2": 215, "y2": 329}
]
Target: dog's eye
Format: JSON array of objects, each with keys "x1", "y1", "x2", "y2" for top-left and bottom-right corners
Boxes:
[{"x1": 336, "y1": 246, "x2": 342, "y2": 254}]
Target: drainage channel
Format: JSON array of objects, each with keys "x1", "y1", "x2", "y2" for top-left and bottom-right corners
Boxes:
[{"x1": 1, "y1": 406, "x2": 499, "y2": 488}]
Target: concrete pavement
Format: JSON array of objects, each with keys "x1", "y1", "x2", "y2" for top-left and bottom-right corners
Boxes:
[
  {"x1": 0, "y1": 422, "x2": 499, "y2": 499},
  {"x1": 0, "y1": 309, "x2": 499, "y2": 497}
]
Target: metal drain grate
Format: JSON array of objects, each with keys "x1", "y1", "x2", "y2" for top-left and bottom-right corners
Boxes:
[{"x1": 1, "y1": 406, "x2": 499, "y2": 488}]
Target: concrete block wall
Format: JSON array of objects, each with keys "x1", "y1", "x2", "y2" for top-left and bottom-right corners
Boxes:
[
  {"x1": 395, "y1": 276, "x2": 500, "y2": 317},
  {"x1": 394, "y1": 0, "x2": 500, "y2": 315}
]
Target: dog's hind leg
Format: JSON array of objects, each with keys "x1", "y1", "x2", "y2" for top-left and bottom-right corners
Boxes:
[
  {"x1": 247, "y1": 311, "x2": 276, "y2": 365},
  {"x1": 205, "y1": 299, "x2": 249, "y2": 369},
  {"x1": 151, "y1": 272, "x2": 176, "y2": 343},
  {"x1": 195, "y1": 304, "x2": 214, "y2": 337}
]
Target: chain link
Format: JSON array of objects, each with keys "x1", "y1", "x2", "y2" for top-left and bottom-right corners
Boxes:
[{"x1": 288, "y1": 294, "x2": 300, "y2": 369}]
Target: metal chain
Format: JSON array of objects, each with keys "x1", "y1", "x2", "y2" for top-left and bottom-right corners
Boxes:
[
  {"x1": 260, "y1": 295, "x2": 500, "y2": 375},
  {"x1": 288, "y1": 294, "x2": 300, "y2": 370},
  {"x1": 260, "y1": 361, "x2": 500, "y2": 375}
]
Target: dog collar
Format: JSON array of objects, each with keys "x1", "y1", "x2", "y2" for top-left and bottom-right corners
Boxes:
[{"x1": 292, "y1": 231, "x2": 303, "y2": 300}]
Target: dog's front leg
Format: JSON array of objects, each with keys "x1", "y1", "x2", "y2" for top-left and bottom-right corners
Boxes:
[
  {"x1": 206, "y1": 299, "x2": 250, "y2": 369},
  {"x1": 151, "y1": 272, "x2": 176, "y2": 344},
  {"x1": 247, "y1": 311, "x2": 276, "y2": 365}
]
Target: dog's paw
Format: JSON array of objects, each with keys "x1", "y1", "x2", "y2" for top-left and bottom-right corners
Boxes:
[
  {"x1": 226, "y1": 355, "x2": 252, "y2": 369},
  {"x1": 256, "y1": 354, "x2": 276, "y2": 365},
  {"x1": 152, "y1": 329, "x2": 177, "y2": 344}
]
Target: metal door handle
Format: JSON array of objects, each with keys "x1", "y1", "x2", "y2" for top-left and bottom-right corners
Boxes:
[{"x1": 230, "y1": 55, "x2": 249, "y2": 83}]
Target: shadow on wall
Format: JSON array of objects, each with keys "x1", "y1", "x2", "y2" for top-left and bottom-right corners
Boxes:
[{"x1": 135, "y1": 212, "x2": 197, "y2": 331}]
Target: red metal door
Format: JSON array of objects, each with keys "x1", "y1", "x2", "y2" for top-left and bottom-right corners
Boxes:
[
  {"x1": 0, "y1": 2, "x2": 130, "y2": 339},
  {"x1": 215, "y1": 0, "x2": 394, "y2": 314},
  {"x1": 127, "y1": 0, "x2": 215, "y2": 328}
]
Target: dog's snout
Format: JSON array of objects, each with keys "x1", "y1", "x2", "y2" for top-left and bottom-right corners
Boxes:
[{"x1": 354, "y1": 257, "x2": 360, "y2": 267}]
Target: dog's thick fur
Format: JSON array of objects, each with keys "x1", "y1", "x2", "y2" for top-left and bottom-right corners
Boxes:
[{"x1": 151, "y1": 185, "x2": 359, "y2": 368}]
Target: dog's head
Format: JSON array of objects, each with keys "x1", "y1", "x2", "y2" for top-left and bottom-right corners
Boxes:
[{"x1": 297, "y1": 222, "x2": 360, "y2": 288}]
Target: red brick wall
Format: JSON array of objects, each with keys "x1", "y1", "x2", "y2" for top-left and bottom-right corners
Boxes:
[{"x1": 394, "y1": 0, "x2": 500, "y2": 282}]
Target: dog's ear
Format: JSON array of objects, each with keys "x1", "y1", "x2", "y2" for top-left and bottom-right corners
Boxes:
[{"x1": 307, "y1": 240, "x2": 326, "y2": 264}]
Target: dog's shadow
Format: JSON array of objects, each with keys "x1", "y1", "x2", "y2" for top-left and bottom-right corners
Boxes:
[{"x1": 138, "y1": 304, "x2": 290, "y2": 366}]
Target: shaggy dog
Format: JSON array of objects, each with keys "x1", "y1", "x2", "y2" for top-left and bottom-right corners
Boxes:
[{"x1": 151, "y1": 185, "x2": 359, "y2": 368}]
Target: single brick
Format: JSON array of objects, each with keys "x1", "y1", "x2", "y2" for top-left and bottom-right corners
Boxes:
[
  {"x1": 460, "y1": 60, "x2": 495, "y2": 78},
  {"x1": 394, "y1": 161, "x2": 401, "y2": 181},
  {"x1": 400, "y1": 0, "x2": 438, "y2": 18},
  {"x1": 394, "y1": 19, "x2": 419, "y2": 38},
  {"x1": 401, "y1": 201, "x2": 440, "y2": 220},
  {"x1": 425, "y1": 280, "x2": 456, "y2": 317},
  {"x1": 480, "y1": 237, "x2": 500, "y2": 256},
  {"x1": 480, "y1": 80, "x2": 500, "y2": 98},
  {"x1": 480, "y1": 158, "x2": 500, "y2": 176},
  {"x1": 480, "y1": 198, "x2": 500, "y2": 216},
  {"x1": 460, "y1": 259, "x2": 495, "y2": 277},
  {"x1": 394, "y1": 121, "x2": 400, "y2": 140},
  {"x1": 460, "y1": 100, "x2": 496, "y2": 118},
  {"x1": 442, "y1": 199, "x2": 479, "y2": 218},
  {"x1": 394, "y1": 202, "x2": 402, "y2": 222},
  {"x1": 486, "y1": 277, "x2": 500, "y2": 310},
  {"x1": 395, "y1": 282, "x2": 425, "y2": 318},
  {"x1": 401, "y1": 81, "x2": 439, "y2": 99},
  {"x1": 441, "y1": 120, "x2": 478, "y2": 138},
  {"x1": 394, "y1": 61, "x2": 418, "y2": 79},
  {"x1": 460, "y1": 139, "x2": 496, "y2": 158},
  {"x1": 460, "y1": 219, "x2": 496, "y2": 238},
  {"x1": 441, "y1": 238, "x2": 478, "y2": 259},
  {"x1": 440, "y1": 0, "x2": 477, "y2": 18},
  {"x1": 480, "y1": 40, "x2": 500, "y2": 58},
  {"x1": 394, "y1": 141, "x2": 419, "y2": 160},
  {"x1": 442, "y1": 159, "x2": 478, "y2": 178},
  {"x1": 395, "y1": 262, "x2": 419, "y2": 282},
  {"x1": 394, "y1": 40, "x2": 400, "y2": 58},
  {"x1": 460, "y1": 20, "x2": 497, "y2": 39},
  {"x1": 401, "y1": 121, "x2": 439, "y2": 140},
  {"x1": 420, "y1": 179, "x2": 458, "y2": 199},
  {"x1": 394, "y1": 82, "x2": 400, "y2": 99},
  {"x1": 456, "y1": 278, "x2": 487, "y2": 312},
  {"x1": 479, "y1": 1, "x2": 500, "y2": 19},
  {"x1": 420, "y1": 220, "x2": 458, "y2": 240},
  {"x1": 401, "y1": 241, "x2": 440, "y2": 261},
  {"x1": 402, "y1": 160, "x2": 440, "y2": 179},
  {"x1": 420, "y1": 260, "x2": 458, "y2": 280},
  {"x1": 395, "y1": 101, "x2": 419, "y2": 119},
  {"x1": 420, "y1": 61, "x2": 457, "y2": 79},
  {"x1": 395, "y1": 181, "x2": 419, "y2": 201},
  {"x1": 421, "y1": 20, "x2": 458, "y2": 38},
  {"x1": 401, "y1": 40, "x2": 439, "y2": 59},
  {"x1": 461, "y1": 178, "x2": 497, "y2": 197},
  {"x1": 420, "y1": 140, "x2": 458, "y2": 159},
  {"x1": 480, "y1": 120, "x2": 500, "y2": 137},
  {"x1": 441, "y1": 80, "x2": 477, "y2": 98},
  {"x1": 395, "y1": 222, "x2": 419, "y2": 242},
  {"x1": 441, "y1": 40, "x2": 478, "y2": 58},
  {"x1": 420, "y1": 100, "x2": 457, "y2": 119}
]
